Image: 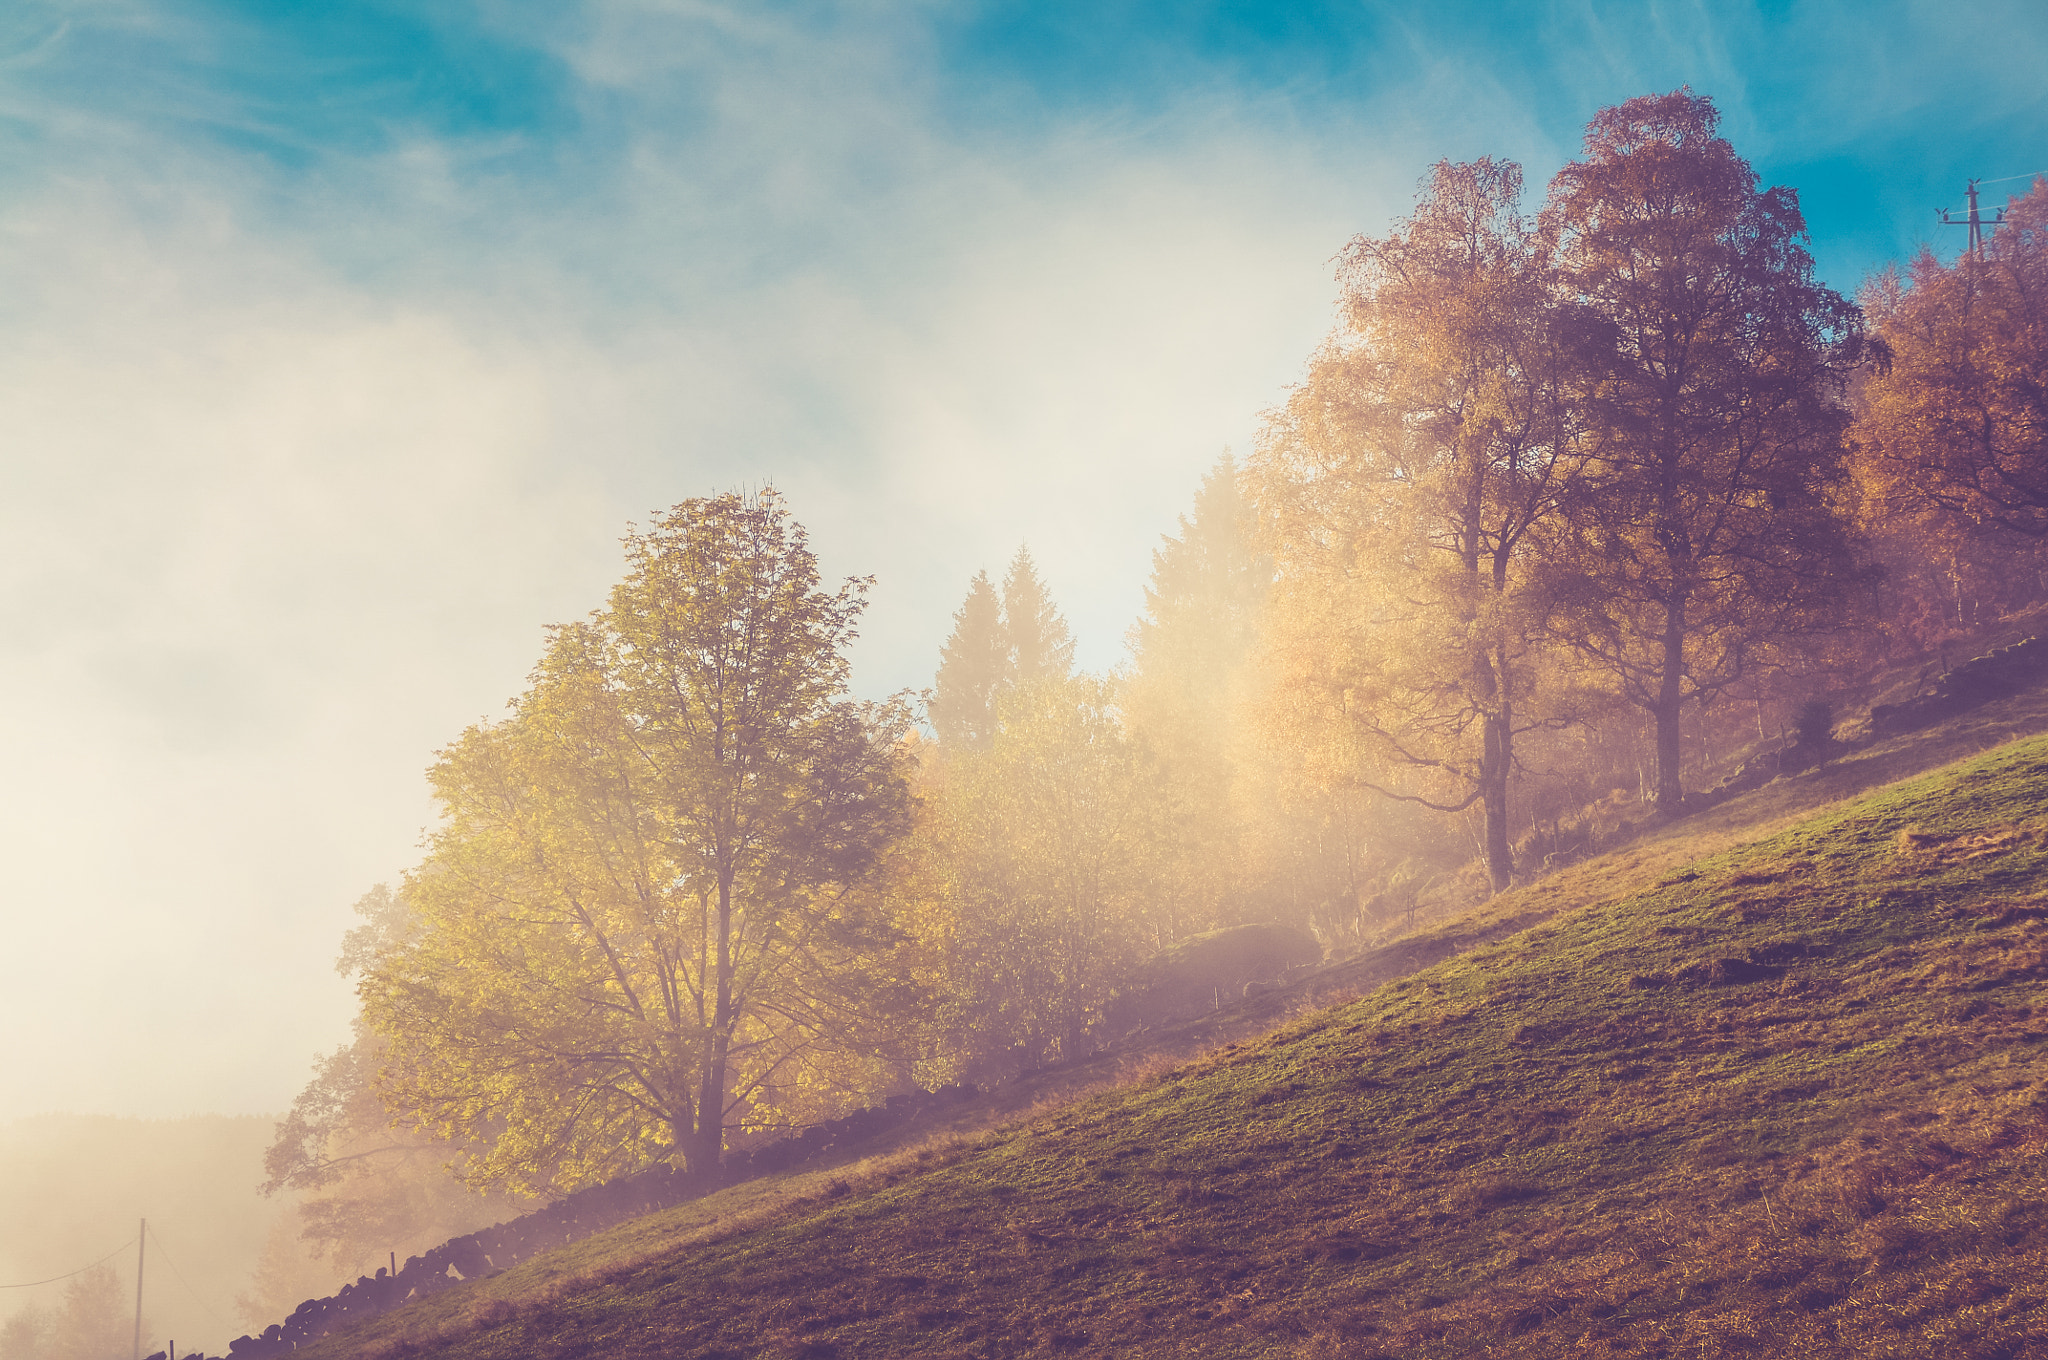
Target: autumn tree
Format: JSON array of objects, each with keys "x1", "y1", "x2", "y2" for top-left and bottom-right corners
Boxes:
[
  {"x1": 363, "y1": 491, "x2": 915, "y2": 1192},
  {"x1": 1857, "y1": 180, "x2": 2048, "y2": 540},
  {"x1": 929, "y1": 570, "x2": 1007, "y2": 750},
  {"x1": 1252, "y1": 158, "x2": 1582, "y2": 892},
  {"x1": 1848, "y1": 180, "x2": 2048, "y2": 646},
  {"x1": 1541, "y1": 90, "x2": 1866, "y2": 810}
]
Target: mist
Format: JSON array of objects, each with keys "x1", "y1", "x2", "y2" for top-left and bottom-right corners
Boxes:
[{"x1": 0, "y1": 3, "x2": 2042, "y2": 1354}]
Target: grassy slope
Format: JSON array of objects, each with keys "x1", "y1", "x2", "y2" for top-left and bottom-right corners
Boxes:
[{"x1": 303, "y1": 730, "x2": 2048, "y2": 1360}]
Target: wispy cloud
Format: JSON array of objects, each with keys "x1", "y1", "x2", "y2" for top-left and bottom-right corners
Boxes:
[{"x1": 0, "y1": 0, "x2": 2039, "y2": 1115}]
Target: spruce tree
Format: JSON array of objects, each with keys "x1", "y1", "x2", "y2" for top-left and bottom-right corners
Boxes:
[
  {"x1": 930, "y1": 570, "x2": 1008, "y2": 750},
  {"x1": 1129, "y1": 454, "x2": 1268, "y2": 717},
  {"x1": 1001, "y1": 546, "x2": 1075, "y2": 686}
]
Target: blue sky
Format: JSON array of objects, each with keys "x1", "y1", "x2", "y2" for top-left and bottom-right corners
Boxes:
[{"x1": 0, "y1": 0, "x2": 2041, "y2": 1122}]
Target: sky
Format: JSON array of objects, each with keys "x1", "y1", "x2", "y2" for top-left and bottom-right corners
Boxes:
[{"x1": 0, "y1": 0, "x2": 2041, "y2": 1121}]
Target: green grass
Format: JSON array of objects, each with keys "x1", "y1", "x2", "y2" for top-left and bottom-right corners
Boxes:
[{"x1": 305, "y1": 734, "x2": 2048, "y2": 1359}]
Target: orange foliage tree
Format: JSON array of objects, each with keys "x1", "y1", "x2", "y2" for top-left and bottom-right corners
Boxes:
[
  {"x1": 1540, "y1": 90, "x2": 1868, "y2": 810},
  {"x1": 1852, "y1": 179, "x2": 2048, "y2": 648},
  {"x1": 1251, "y1": 158, "x2": 1587, "y2": 893}
]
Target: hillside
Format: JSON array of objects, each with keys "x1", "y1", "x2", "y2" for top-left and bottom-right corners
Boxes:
[{"x1": 284, "y1": 726, "x2": 2048, "y2": 1359}]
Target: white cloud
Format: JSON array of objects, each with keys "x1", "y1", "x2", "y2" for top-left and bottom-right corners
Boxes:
[
  {"x1": 0, "y1": 12, "x2": 1435, "y2": 1115},
  {"x1": 44, "y1": 0, "x2": 2024, "y2": 1114}
]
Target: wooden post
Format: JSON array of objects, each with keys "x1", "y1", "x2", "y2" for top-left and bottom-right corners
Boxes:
[{"x1": 133, "y1": 1219, "x2": 145, "y2": 1360}]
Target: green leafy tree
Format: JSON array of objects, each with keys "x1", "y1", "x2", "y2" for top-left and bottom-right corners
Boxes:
[
  {"x1": 363, "y1": 491, "x2": 915, "y2": 1191},
  {"x1": 923, "y1": 675, "x2": 1158, "y2": 1072},
  {"x1": 929, "y1": 570, "x2": 1007, "y2": 750},
  {"x1": 1540, "y1": 90, "x2": 1866, "y2": 810}
]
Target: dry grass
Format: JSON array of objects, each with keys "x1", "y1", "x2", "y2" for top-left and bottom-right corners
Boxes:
[{"x1": 291, "y1": 731, "x2": 2048, "y2": 1359}]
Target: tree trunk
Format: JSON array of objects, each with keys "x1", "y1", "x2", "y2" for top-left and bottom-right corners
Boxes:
[
  {"x1": 1653, "y1": 599, "x2": 1687, "y2": 812},
  {"x1": 1480, "y1": 554, "x2": 1515, "y2": 893},
  {"x1": 693, "y1": 878, "x2": 735, "y2": 1178},
  {"x1": 1480, "y1": 708, "x2": 1513, "y2": 892}
]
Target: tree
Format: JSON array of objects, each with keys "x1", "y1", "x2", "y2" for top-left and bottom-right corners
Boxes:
[
  {"x1": 1, "y1": 1305, "x2": 53, "y2": 1360},
  {"x1": 1540, "y1": 90, "x2": 1866, "y2": 810},
  {"x1": 922, "y1": 674, "x2": 1157, "y2": 1073},
  {"x1": 257, "y1": 886, "x2": 526, "y2": 1300},
  {"x1": 1123, "y1": 454, "x2": 1271, "y2": 931},
  {"x1": 363, "y1": 491, "x2": 915, "y2": 1192},
  {"x1": 1001, "y1": 546, "x2": 1075, "y2": 685},
  {"x1": 929, "y1": 570, "x2": 1007, "y2": 750},
  {"x1": 1855, "y1": 180, "x2": 2048, "y2": 538},
  {"x1": 1128, "y1": 454, "x2": 1269, "y2": 731},
  {"x1": 50, "y1": 1264, "x2": 137, "y2": 1360},
  {"x1": 1251, "y1": 158, "x2": 1583, "y2": 891}
]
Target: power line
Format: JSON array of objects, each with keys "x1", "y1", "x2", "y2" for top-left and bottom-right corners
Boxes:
[
  {"x1": 0, "y1": 1237, "x2": 138, "y2": 1290},
  {"x1": 1975, "y1": 169, "x2": 2047, "y2": 186},
  {"x1": 1941, "y1": 178, "x2": 2010, "y2": 256},
  {"x1": 143, "y1": 1223, "x2": 239, "y2": 1334}
]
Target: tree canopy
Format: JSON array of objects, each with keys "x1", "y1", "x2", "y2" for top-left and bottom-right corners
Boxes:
[
  {"x1": 1251, "y1": 157, "x2": 1582, "y2": 890},
  {"x1": 929, "y1": 569, "x2": 1007, "y2": 750},
  {"x1": 1541, "y1": 89, "x2": 1866, "y2": 810},
  {"x1": 363, "y1": 491, "x2": 915, "y2": 1192},
  {"x1": 1857, "y1": 179, "x2": 2048, "y2": 539}
]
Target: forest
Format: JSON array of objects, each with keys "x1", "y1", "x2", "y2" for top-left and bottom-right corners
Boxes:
[{"x1": 194, "y1": 89, "x2": 2048, "y2": 1304}]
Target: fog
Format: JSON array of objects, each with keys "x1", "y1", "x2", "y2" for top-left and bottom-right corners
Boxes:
[
  {"x1": 0, "y1": 1116, "x2": 297, "y2": 1355},
  {"x1": 0, "y1": 4, "x2": 2042, "y2": 1345}
]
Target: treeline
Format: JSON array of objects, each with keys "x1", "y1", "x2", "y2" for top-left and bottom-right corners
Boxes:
[
  {"x1": 255, "y1": 88, "x2": 2047, "y2": 1267},
  {"x1": 0, "y1": 1115, "x2": 296, "y2": 1360},
  {"x1": 3, "y1": 1265, "x2": 142, "y2": 1360}
]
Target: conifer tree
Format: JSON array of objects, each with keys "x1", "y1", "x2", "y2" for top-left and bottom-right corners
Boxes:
[
  {"x1": 1128, "y1": 455, "x2": 1269, "y2": 718},
  {"x1": 1002, "y1": 546, "x2": 1076, "y2": 686},
  {"x1": 1125, "y1": 455, "x2": 1270, "y2": 933},
  {"x1": 929, "y1": 570, "x2": 1008, "y2": 750}
]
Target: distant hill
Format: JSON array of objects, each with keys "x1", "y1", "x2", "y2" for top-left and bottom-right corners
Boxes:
[
  {"x1": 279, "y1": 724, "x2": 2048, "y2": 1358},
  {"x1": 0, "y1": 1113, "x2": 304, "y2": 1356}
]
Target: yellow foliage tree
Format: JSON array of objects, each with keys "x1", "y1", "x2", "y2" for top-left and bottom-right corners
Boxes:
[
  {"x1": 1856, "y1": 180, "x2": 2048, "y2": 541},
  {"x1": 362, "y1": 491, "x2": 916, "y2": 1191},
  {"x1": 1850, "y1": 180, "x2": 2048, "y2": 647}
]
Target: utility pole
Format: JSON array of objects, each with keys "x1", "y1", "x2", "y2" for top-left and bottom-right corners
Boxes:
[
  {"x1": 1940, "y1": 178, "x2": 2007, "y2": 258},
  {"x1": 133, "y1": 1219, "x2": 145, "y2": 1360}
]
